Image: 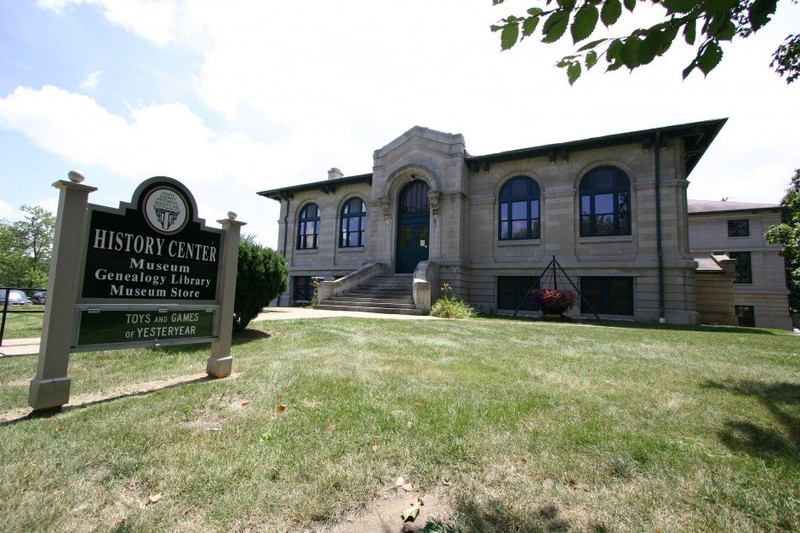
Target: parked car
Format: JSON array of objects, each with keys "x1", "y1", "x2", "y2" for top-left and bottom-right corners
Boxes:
[
  {"x1": 0, "y1": 289, "x2": 33, "y2": 305},
  {"x1": 31, "y1": 291, "x2": 47, "y2": 305}
]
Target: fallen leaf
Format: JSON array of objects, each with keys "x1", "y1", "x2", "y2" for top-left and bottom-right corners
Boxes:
[
  {"x1": 371, "y1": 443, "x2": 378, "y2": 452},
  {"x1": 401, "y1": 482, "x2": 416, "y2": 492},
  {"x1": 241, "y1": 400, "x2": 250, "y2": 407},
  {"x1": 277, "y1": 404, "x2": 286, "y2": 412},
  {"x1": 401, "y1": 498, "x2": 424, "y2": 523},
  {"x1": 441, "y1": 478, "x2": 452, "y2": 486},
  {"x1": 147, "y1": 493, "x2": 162, "y2": 505},
  {"x1": 332, "y1": 481, "x2": 341, "y2": 491}
]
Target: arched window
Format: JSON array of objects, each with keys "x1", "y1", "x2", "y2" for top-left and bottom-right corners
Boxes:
[
  {"x1": 399, "y1": 180, "x2": 429, "y2": 214},
  {"x1": 340, "y1": 197, "x2": 366, "y2": 248},
  {"x1": 579, "y1": 166, "x2": 631, "y2": 237},
  {"x1": 499, "y1": 176, "x2": 540, "y2": 240},
  {"x1": 297, "y1": 203, "x2": 320, "y2": 249}
]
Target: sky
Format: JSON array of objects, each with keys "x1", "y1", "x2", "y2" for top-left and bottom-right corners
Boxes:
[{"x1": 0, "y1": 0, "x2": 798, "y2": 249}]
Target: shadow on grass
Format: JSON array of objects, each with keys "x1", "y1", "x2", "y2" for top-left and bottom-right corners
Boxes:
[
  {"x1": 2, "y1": 374, "x2": 217, "y2": 427},
  {"x1": 421, "y1": 498, "x2": 609, "y2": 532},
  {"x1": 704, "y1": 380, "x2": 800, "y2": 461},
  {"x1": 477, "y1": 313, "x2": 779, "y2": 335}
]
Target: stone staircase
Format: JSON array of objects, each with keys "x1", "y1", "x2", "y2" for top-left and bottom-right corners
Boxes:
[{"x1": 315, "y1": 274, "x2": 426, "y2": 315}]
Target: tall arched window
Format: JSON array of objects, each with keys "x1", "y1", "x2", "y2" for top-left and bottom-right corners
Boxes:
[
  {"x1": 340, "y1": 197, "x2": 366, "y2": 248},
  {"x1": 297, "y1": 203, "x2": 320, "y2": 249},
  {"x1": 579, "y1": 166, "x2": 631, "y2": 237},
  {"x1": 499, "y1": 176, "x2": 540, "y2": 240}
]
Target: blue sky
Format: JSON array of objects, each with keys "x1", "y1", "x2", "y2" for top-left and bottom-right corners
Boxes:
[{"x1": 1, "y1": 0, "x2": 798, "y2": 248}]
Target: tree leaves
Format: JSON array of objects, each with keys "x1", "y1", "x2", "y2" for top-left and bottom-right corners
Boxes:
[
  {"x1": 601, "y1": 0, "x2": 622, "y2": 27},
  {"x1": 492, "y1": 0, "x2": 796, "y2": 84},
  {"x1": 571, "y1": 4, "x2": 598, "y2": 43},
  {"x1": 542, "y1": 10, "x2": 569, "y2": 43}
]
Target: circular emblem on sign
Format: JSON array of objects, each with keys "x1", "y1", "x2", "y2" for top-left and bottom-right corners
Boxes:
[{"x1": 143, "y1": 186, "x2": 189, "y2": 235}]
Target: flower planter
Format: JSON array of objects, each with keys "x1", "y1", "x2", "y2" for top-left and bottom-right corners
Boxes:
[
  {"x1": 533, "y1": 289, "x2": 577, "y2": 319},
  {"x1": 540, "y1": 301, "x2": 570, "y2": 316}
]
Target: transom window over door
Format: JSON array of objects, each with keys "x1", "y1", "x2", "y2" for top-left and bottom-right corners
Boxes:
[
  {"x1": 399, "y1": 181, "x2": 429, "y2": 214},
  {"x1": 297, "y1": 203, "x2": 320, "y2": 250},
  {"x1": 580, "y1": 166, "x2": 631, "y2": 237},
  {"x1": 340, "y1": 197, "x2": 366, "y2": 248},
  {"x1": 499, "y1": 176, "x2": 541, "y2": 240}
]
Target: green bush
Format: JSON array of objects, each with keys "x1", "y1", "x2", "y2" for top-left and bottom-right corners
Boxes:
[
  {"x1": 233, "y1": 237, "x2": 288, "y2": 331},
  {"x1": 430, "y1": 283, "x2": 475, "y2": 319}
]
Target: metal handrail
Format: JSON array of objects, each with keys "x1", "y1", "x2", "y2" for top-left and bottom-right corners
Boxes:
[{"x1": 0, "y1": 287, "x2": 46, "y2": 346}]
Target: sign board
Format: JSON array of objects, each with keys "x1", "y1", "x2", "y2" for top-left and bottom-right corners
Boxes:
[
  {"x1": 28, "y1": 173, "x2": 244, "y2": 411},
  {"x1": 73, "y1": 305, "x2": 218, "y2": 352},
  {"x1": 81, "y1": 179, "x2": 221, "y2": 302}
]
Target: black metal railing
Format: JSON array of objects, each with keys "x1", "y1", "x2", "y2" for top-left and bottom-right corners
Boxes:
[{"x1": 0, "y1": 287, "x2": 46, "y2": 346}]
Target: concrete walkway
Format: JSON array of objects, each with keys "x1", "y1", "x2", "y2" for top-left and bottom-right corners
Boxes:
[
  {"x1": 253, "y1": 306, "x2": 437, "y2": 321},
  {"x1": 0, "y1": 307, "x2": 435, "y2": 357},
  {"x1": 0, "y1": 337, "x2": 40, "y2": 357}
]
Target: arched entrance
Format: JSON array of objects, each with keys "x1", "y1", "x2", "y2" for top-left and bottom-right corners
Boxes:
[{"x1": 396, "y1": 180, "x2": 430, "y2": 273}]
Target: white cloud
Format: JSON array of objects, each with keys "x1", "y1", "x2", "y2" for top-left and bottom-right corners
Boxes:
[
  {"x1": 79, "y1": 70, "x2": 102, "y2": 90},
  {"x1": 37, "y1": 0, "x2": 180, "y2": 46},
  {"x1": 20, "y1": 0, "x2": 800, "y2": 244}
]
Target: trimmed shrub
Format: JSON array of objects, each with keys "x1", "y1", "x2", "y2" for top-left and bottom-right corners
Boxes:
[{"x1": 233, "y1": 237, "x2": 288, "y2": 331}]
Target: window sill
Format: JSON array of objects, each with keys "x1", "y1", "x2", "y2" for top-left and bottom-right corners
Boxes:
[
  {"x1": 337, "y1": 246, "x2": 366, "y2": 253},
  {"x1": 577, "y1": 234, "x2": 634, "y2": 244},
  {"x1": 295, "y1": 248, "x2": 319, "y2": 254},
  {"x1": 497, "y1": 238, "x2": 541, "y2": 247}
]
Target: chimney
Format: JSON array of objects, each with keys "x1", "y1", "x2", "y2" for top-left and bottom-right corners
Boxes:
[{"x1": 328, "y1": 167, "x2": 343, "y2": 180}]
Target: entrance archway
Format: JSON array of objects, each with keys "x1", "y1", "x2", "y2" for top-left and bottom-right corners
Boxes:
[{"x1": 396, "y1": 180, "x2": 430, "y2": 273}]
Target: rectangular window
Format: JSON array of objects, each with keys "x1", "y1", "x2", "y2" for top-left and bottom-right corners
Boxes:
[
  {"x1": 728, "y1": 219, "x2": 750, "y2": 237},
  {"x1": 580, "y1": 277, "x2": 634, "y2": 316},
  {"x1": 729, "y1": 252, "x2": 752, "y2": 284},
  {"x1": 293, "y1": 276, "x2": 314, "y2": 302},
  {"x1": 497, "y1": 276, "x2": 540, "y2": 311},
  {"x1": 735, "y1": 305, "x2": 755, "y2": 327}
]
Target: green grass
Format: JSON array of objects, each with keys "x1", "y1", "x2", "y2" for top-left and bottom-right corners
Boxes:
[
  {"x1": 0, "y1": 306, "x2": 44, "y2": 339},
  {"x1": 0, "y1": 317, "x2": 798, "y2": 531}
]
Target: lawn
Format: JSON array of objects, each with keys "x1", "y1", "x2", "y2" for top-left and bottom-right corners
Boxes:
[{"x1": 0, "y1": 316, "x2": 798, "y2": 532}]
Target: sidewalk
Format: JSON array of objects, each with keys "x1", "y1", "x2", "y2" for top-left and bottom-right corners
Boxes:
[{"x1": 0, "y1": 338, "x2": 40, "y2": 357}]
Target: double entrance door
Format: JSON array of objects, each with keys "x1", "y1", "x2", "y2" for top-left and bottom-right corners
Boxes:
[{"x1": 395, "y1": 180, "x2": 430, "y2": 274}]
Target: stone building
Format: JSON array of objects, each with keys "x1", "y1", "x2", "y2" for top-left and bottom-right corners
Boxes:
[
  {"x1": 258, "y1": 118, "x2": 785, "y2": 326},
  {"x1": 688, "y1": 200, "x2": 791, "y2": 329}
]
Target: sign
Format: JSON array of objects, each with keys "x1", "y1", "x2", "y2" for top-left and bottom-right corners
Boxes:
[
  {"x1": 28, "y1": 172, "x2": 244, "y2": 412},
  {"x1": 81, "y1": 179, "x2": 221, "y2": 301},
  {"x1": 74, "y1": 305, "x2": 218, "y2": 351}
]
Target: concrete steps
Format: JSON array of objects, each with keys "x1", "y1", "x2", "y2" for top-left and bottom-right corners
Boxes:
[{"x1": 316, "y1": 274, "x2": 427, "y2": 316}]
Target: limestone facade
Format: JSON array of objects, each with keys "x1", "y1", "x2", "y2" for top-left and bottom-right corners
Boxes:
[{"x1": 260, "y1": 119, "x2": 749, "y2": 325}]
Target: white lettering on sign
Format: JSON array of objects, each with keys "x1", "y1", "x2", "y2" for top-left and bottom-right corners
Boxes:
[
  {"x1": 92, "y1": 229, "x2": 217, "y2": 264},
  {"x1": 135, "y1": 325, "x2": 197, "y2": 338}
]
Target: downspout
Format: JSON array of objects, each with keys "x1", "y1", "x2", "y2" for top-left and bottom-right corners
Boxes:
[
  {"x1": 654, "y1": 131, "x2": 665, "y2": 323},
  {"x1": 279, "y1": 194, "x2": 291, "y2": 306}
]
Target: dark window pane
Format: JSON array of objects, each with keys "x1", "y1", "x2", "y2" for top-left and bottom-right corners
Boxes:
[
  {"x1": 581, "y1": 195, "x2": 591, "y2": 216},
  {"x1": 512, "y1": 221, "x2": 528, "y2": 238},
  {"x1": 728, "y1": 219, "x2": 749, "y2": 237},
  {"x1": 511, "y1": 201, "x2": 527, "y2": 220},
  {"x1": 730, "y1": 251, "x2": 752, "y2": 283},
  {"x1": 580, "y1": 277, "x2": 633, "y2": 315},
  {"x1": 595, "y1": 193, "x2": 614, "y2": 214},
  {"x1": 497, "y1": 276, "x2": 540, "y2": 311},
  {"x1": 500, "y1": 222, "x2": 509, "y2": 240}
]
